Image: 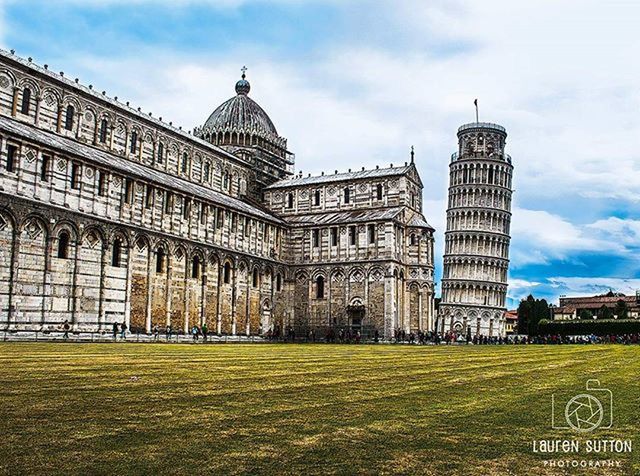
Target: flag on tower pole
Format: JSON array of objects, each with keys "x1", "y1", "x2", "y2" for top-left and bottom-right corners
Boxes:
[{"x1": 474, "y1": 99, "x2": 478, "y2": 123}]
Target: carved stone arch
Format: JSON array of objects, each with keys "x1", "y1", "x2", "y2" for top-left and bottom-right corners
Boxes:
[
  {"x1": 349, "y1": 267, "x2": 365, "y2": 283},
  {"x1": 133, "y1": 233, "x2": 150, "y2": 252},
  {"x1": 80, "y1": 224, "x2": 105, "y2": 242},
  {"x1": 207, "y1": 250, "x2": 220, "y2": 265},
  {"x1": 173, "y1": 244, "x2": 186, "y2": 262},
  {"x1": 311, "y1": 269, "x2": 327, "y2": 280},
  {"x1": 221, "y1": 254, "x2": 236, "y2": 268},
  {"x1": 109, "y1": 228, "x2": 130, "y2": 247},
  {"x1": 20, "y1": 215, "x2": 49, "y2": 244},
  {"x1": 143, "y1": 131, "x2": 154, "y2": 144},
  {"x1": 41, "y1": 87, "x2": 61, "y2": 107},
  {"x1": 0, "y1": 68, "x2": 17, "y2": 88},
  {"x1": 130, "y1": 123, "x2": 143, "y2": 136},
  {"x1": 17, "y1": 77, "x2": 40, "y2": 96},
  {"x1": 263, "y1": 264, "x2": 274, "y2": 278},
  {"x1": 190, "y1": 247, "x2": 206, "y2": 261},
  {"x1": 61, "y1": 94, "x2": 82, "y2": 112},
  {"x1": 368, "y1": 266, "x2": 384, "y2": 281},
  {"x1": 237, "y1": 258, "x2": 250, "y2": 274},
  {"x1": 52, "y1": 220, "x2": 79, "y2": 241},
  {"x1": 115, "y1": 118, "x2": 128, "y2": 136},
  {"x1": 0, "y1": 207, "x2": 17, "y2": 231}
]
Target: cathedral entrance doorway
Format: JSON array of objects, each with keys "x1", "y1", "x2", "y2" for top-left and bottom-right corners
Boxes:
[
  {"x1": 347, "y1": 298, "x2": 365, "y2": 333},
  {"x1": 261, "y1": 299, "x2": 272, "y2": 335}
]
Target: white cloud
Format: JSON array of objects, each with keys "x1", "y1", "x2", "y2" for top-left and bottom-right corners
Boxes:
[
  {"x1": 546, "y1": 277, "x2": 640, "y2": 298},
  {"x1": 3, "y1": 0, "x2": 639, "y2": 304}
]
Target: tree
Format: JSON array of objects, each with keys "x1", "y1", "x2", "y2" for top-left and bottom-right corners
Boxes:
[
  {"x1": 579, "y1": 309, "x2": 594, "y2": 320},
  {"x1": 614, "y1": 299, "x2": 628, "y2": 319},
  {"x1": 597, "y1": 305, "x2": 613, "y2": 320},
  {"x1": 517, "y1": 294, "x2": 550, "y2": 335}
]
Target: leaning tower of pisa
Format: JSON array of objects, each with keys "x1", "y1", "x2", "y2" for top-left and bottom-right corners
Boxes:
[{"x1": 438, "y1": 122, "x2": 513, "y2": 337}]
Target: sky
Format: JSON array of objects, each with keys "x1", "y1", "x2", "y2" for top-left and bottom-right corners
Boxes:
[{"x1": 1, "y1": 0, "x2": 639, "y2": 308}]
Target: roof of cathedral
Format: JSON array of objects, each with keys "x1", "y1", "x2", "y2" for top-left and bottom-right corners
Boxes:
[
  {"x1": 0, "y1": 116, "x2": 285, "y2": 225},
  {"x1": 0, "y1": 49, "x2": 246, "y2": 166},
  {"x1": 201, "y1": 72, "x2": 279, "y2": 140},
  {"x1": 285, "y1": 207, "x2": 405, "y2": 226},
  {"x1": 407, "y1": 214, "x2": 435, "y2": 230},
  {"x1": 285, "y1": 207, "x2": 434, "y2": 230},
  {"x1": 265, "y1": 164, "x2": 415, "y2": 189}
]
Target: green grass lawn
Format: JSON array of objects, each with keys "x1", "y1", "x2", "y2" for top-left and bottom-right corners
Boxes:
[{"x1": 0, "y1": 343, "x2": 638, "y2": 475}]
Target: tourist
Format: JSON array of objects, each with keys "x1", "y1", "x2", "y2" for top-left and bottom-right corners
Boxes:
[
  {"x1": 192, "y1": 325, "x2": 199, "y2": 342},
  {"x1": 153, "y1": 325, "x2": 159, "y2": 341},
  {"x1": 112, "y1": 322, "x2": 119, "y2": 341},
  {"x1": 166, "y1": 325, "x2": 172, "y2": 342},
  {"x1": 62, "y1": 320, "x2": 70, "y2": 340},
  {"x1": 120, "y1": 321, "x2": 127, "y2": 340},
  {"x1": 202, "y1": 323, "x2": 208, "y2": 342}
]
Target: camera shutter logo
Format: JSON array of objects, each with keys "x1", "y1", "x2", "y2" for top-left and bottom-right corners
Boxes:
[{"x1": 552, "y1": 380, "x2": 613, "y2": 432}]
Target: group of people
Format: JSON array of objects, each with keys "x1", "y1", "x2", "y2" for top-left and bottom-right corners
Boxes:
[{"x1": 59, "y1": 320, "x2": 640, "y2": 345}]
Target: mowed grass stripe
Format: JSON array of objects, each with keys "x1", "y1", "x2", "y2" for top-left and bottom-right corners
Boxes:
[{"x1": 0, "y1": 344, "x2": 638, "y2": 476}]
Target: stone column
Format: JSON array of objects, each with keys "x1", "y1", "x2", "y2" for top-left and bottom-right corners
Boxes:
[
  {"x1": 145, "y1": 249, "x2": 153, "y2": 333},
  {"x1": 124, "y1": 243, "x2": 133, "y2": 330},
  {"x1": 216, "y1": 263, "x2": 222, "y2": 334}
]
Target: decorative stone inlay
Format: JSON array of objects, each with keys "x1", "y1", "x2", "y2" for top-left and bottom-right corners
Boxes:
[
  {"x1": 25, "y1": 149, "x2": 36, "y2": 163},
  {"x1": 24, "y1": 220, "x2": 43, "y2": 240},
  {"x1": 57, "y1": 159, "x2": 67, "y2": 171},
  {"x1": 84, "y1": 232, "x2": 99, "y2": 248}
]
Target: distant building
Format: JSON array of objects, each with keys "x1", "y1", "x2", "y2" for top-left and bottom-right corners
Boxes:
[
  {"x1": 504, "y1": 309, "x2": 518, "y2": 335},
  {"x1": 552, "y1": 291, "x2": 640, "y2": 320}
]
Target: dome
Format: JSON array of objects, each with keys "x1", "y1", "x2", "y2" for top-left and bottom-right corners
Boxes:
[{"x1": 202, "y1": 71, "x2": 278, "y2": 138}]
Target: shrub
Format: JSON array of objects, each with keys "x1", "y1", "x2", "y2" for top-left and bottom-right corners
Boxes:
[{"x1": 538, "y1": 319, "x2": 640, "y2": 336}]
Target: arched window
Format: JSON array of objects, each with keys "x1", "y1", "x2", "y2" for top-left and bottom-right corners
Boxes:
[
  {"x1": 314, "y1": 190, "x2": 320, "y2": 206},
  {"x1": 223, "y1": 262, "x2": 232, "y2": 284},
  {"x1": 316, "y1": 276, "x2": 325, "y2": 299},
  {"x1": 157, "y1": 142, "x2": 164, "y2": 163},
  {"x1": 57, "y1": 231, "x2": 70, "y2": 259},
  {"x1": 376, "y1": 184, "x2": 383, "y2": 200},
  {"x1": 130, "y1": 131, "x2": 138, "y2": 154},
  {"x1": 276, "y1": 273, "x2": 282, "y2": 292},
  {"x1": 111, "y1": 238, "x2": 122, "y2": 267},
  {"x1": 223, "y1": 172, "x2": 229, "y2": 190},
  {"x1": 191, "y1": 256, "x2": 200, "y2": 279},
  {"x1": 20, "y1": 87, "x2": 31, "y2": 115},
  {"x1": 344, "y1": 187, "x2": 350, "y2": 204},
  {"x1": 252, "y1": 268, "x2": 259, "y2": 288},
  {"x1": 410, "y1": 234, "x2": 416, "y2": 246},
  {"x1": 287, "y1": 193, "x2": 293, "y2": 209},
  {"x1": 181, "y1": 153, "x2": 189, "y2": 174},
  {"x1": 155, "y1": 248, "x2": 165, "y2": 274},
  {"x1": 64, "y1": 104, "x2": 75, "y2": 131},
  {"x1": 99, "y1": 119, "x2": 108, "y2": 143},
  {"x1": 204, "y1": 162, "x2": 211, "y2": 183}
]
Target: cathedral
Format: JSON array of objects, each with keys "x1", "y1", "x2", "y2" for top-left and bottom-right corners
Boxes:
[{"x1": 0, "y1": 49, "x2": 437, "y2": 339}]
